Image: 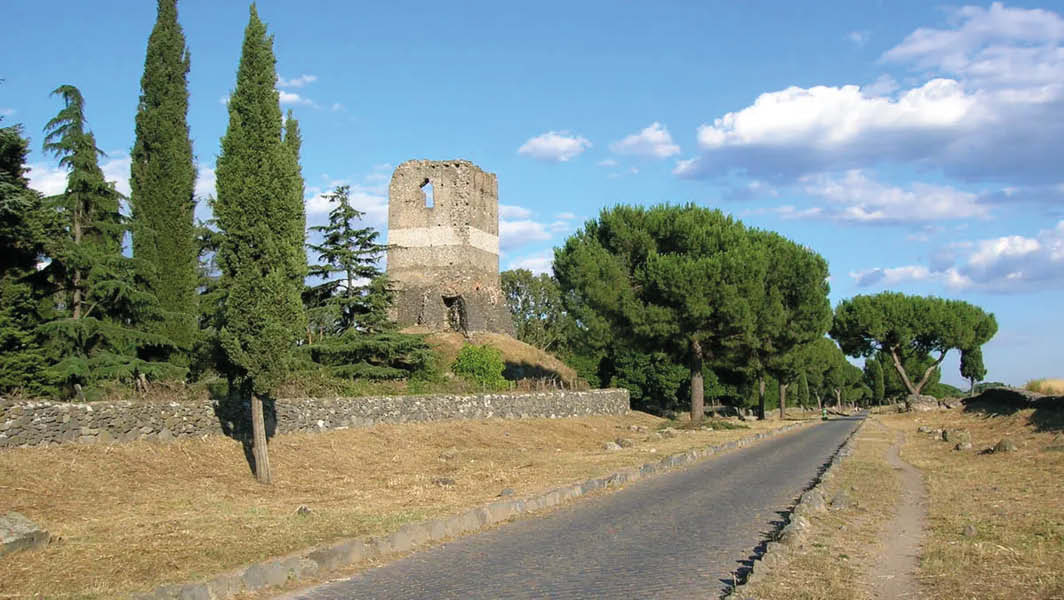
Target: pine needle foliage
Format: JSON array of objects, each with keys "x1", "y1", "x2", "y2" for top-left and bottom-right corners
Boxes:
[
  {"x1": 305, "y1": 185, "x2": 390, "y2": 337},
  {"x1": 130, "y1": 0, "x2": 198, "y2": 363},
  {"x1": 214, "y1": 5, "x2": 307, "y2": 397},
  {"x1": 302, "y1": 185, "x2": 434, "y2": 380},
  {"x1": 0, "y1": 122, "x2": 55, "y2": 394},
  {"x1": 41, "y1": 85, "x2": 183, "y2": 397}
]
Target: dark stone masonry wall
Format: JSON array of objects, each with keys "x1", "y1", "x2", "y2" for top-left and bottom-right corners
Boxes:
[{"x1": 0, "y1": 389, "x2": 629, "y2": 448}]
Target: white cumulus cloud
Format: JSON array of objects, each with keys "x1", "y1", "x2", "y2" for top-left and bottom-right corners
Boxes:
[
  {"x1": 499, "y1": 204, "x2": 533, "y2": 219},
  {"x1": 279, "y1": 90, "x2": 317, "y2": 107},
  {"x1": 517, "y1": 131, "x2": 591, "y2": 162},
  {"x1": 609, "y1": 122, "x2": 680, "y2": 158},
  {"x1": 798, "y1": 170, "x2": 990, "y2": 223},
  {"x1": 506, "y1": 251, "x2": 554, "y2": 276},
  {"x1": 677, "y1": 4, "x2": 1064, "y2": 185},
  {"x1": 852, "y1": 219, "x2": 1064, "y2": 292},
  {"x1": 500, "y1": 219, "x2": 552, "y2": 250},
  {"x1": 277, "y1": 74, "x2": 317, "y2": 88}
]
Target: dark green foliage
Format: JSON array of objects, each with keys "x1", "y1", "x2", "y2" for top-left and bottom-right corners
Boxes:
[
  {"x1": 214, "y1": 6, "x2": 306, "y2": 397},
  {"x1": 555, "y1": 204, "x2": 767, "y2": 421},
  {"x1": 745, "y1": 229, "x2": 832, "y2": 418},
  {"x1": 868, "y1": 349, "x2": 941, "y2": 400},
  {"x1": 501, "y1": 269, "x2": 574, "y2": 352},
  {"x1": 302, "y1": 184, "x2": 433, "y2": 381},
  {"x1": 608, "y1": 350, "x2": 689, "y2": 415},
  {"x1": 960, "y1": 346, "x2": 987, "y2": 395},
  {"x1": 866, "y1": 359, "x2": 885, "y2": 405},
  {"x1": 301, "y1": 331, "x2": 434, "y2": 380},
  {"x1": 0, "y1": 123, "x2": 54, "y2": 393},
  {"x1": 305, "y1": 185, "x2": 390, "y2": 337},
  {"x1": 925, "y1": 381, "x2": 965, "y2": 399},
  {"x1": 40, "y1": 85, "x2": 183, "y2": 396},
  {"x1": 831, "y1": 292, "x2": 997, "y2": 408},
  {"x1": 130, "y1": 0, "x2": 197, "y2": 363},
  {"x1": 974, "y1": 381, "x2": 1008, "y2": 394},
  {"x1": 796, "y1": 371, "x2": 810, "y2": 408},
  {"x1": 452, "y1": 344, "x2": 507, "y2": 390}
]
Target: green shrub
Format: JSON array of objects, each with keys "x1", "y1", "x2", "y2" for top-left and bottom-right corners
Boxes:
[{"x1": 452, "y1": 344, "x2": 507, "y2": 390}]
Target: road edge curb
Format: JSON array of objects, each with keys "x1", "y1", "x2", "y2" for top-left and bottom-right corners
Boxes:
[
  {"x1": 725, "y1": 416, "x2": 867, "y2": 599},
  {"x1": 132, "y1": 419, "x2": 818, "y2": 600}
]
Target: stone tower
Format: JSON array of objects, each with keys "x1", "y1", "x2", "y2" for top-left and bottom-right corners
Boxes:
[{"x1": 386, "y1": 159, "x2": 514, "y2": 335}]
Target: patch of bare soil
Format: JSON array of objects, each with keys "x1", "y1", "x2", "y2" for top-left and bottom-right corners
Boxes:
[{"x1": 866, "y1": 431, "x2": 927, "y2": 600}]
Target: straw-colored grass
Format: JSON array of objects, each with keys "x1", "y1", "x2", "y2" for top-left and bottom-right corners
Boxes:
[
  {"x1": 0, "y1": 412, "x2": 800, "y2": 599},
  {"x1": 1024, "y1": 377, "x2": 1064, "y2": 395},
  {"x1": 737, "y1": 420, "x2": 899, "y2": 600},
  {"x1": 878, "y1": 405, "x2": 1064, "y2": 600}
]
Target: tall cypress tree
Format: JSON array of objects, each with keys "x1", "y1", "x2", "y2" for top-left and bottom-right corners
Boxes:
[
  {"x1": 130, "y1": 0, "x2": 198, "y2": 364},
  {"x1": 215, "y1": 5, "x2": 306, "y2": 484}
]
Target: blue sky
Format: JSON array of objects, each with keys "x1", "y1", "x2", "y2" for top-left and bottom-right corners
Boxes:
[{"x1": 3, "y1": 1, "x2": 1063, "y2": 387}]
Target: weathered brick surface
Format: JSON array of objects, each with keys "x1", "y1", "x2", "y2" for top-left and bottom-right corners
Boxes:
[{"x1": 0, "y1": 389, "x2": 628, "y2": 448}]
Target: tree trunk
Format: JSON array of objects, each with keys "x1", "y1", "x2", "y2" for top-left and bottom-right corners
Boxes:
[
  {"x1": 815, "y1": 393, "x2": 822, "y2": 413},
  {"x1": 779, "y1": 383, "x2": 787, "y2": 420},
  {"x1": 251, "y1": 394, "x2": 272, "y2": 484},
  {"x1": 757, "y1": 377, "x2": 766, "y2": 420},
  {"x1": 72, "y1": 201, "x2": 83, "y2": 320},
  {"x1": 689, "y1": 339, "x2": 704, "y2": 423},
  {"x1": 969, "y1": 378, "x2": 976, "y2": 397},
  {"x1": 834, "y1": 388, "x2": 841, "y2": 409}
]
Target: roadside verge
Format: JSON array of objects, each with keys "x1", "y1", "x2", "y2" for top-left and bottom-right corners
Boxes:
[{"x1": 134, "y1": 420, "x2": 816, "y2": 600}]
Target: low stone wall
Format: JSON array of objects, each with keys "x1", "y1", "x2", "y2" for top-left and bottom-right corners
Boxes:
[{"x1": 0, "y1": 389, "x2": 629, "y2": 449}]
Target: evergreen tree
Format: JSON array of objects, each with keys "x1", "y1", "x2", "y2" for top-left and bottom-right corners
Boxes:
[
  {"x1": 305, "y1": 185, "x2": 389, "y2": 337},
  {"x1": 214, "y1": 6, "x2": 306, "y2": 483},
  {"x1": 959, "y1": 347, "x2": 986, "y2": 397},
  {"x1": 797, "y1": 371, "x2": 810, "y2": 409},
  {"x1": 832, "y1": 292, "x2": 997, "y2": 410},
  {"x1": 0, "y1": 121, "x2": 54, "y2": 393},
  {"x1": 130, "y1": 0, "x2": 198, "y2": 364},
  {"x1": 555, "y1": 204, "x2": 767, "y2": 422},
  {"x1": 501, "y1": 269, "x2": 574, "y2": 352},
  {"x1": 302, "y1": 185, "x2": 434, "y2": 380},
  {"x1": 40, "y1": 85, "x2": 180, "y2": 398},
  {"x1": 867, "y1": 358, "x2": 885, "y2": 405}
]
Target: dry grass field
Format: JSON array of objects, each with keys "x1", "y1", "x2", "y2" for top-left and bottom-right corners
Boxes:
[
  {"x1": 736, "y1": 419, "x2": 900, "y2": 600},
  {"x1": 0, "y1": 412, "x2": 799, "y2": 599},
  {"x1": 1025, "y1": 378, "x2": 1064, "y2": 395},
  {"x1": 743, "y1": 396, "x2": 1064, "y2": 600},
  {"x1": 880, "y1": 400, "x2": 1064, "y2": 600}
]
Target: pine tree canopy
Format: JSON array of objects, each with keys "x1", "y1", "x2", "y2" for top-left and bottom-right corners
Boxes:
[
  {"x1": 130, "y1": 0, "x2": 198, "y2": 359},
  {"x1": 831, "y1": 292, "x2": 997, "y2": 403},
  {"x1": 215, "y1": 5, "x2": 306, "y2": 396}
]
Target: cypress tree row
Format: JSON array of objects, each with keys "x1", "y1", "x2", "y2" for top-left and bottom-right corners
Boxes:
[
  {"x1": 130, "y1": 0, "x2": 198, "y2": 364},
  {"x1": 215, "y1": 5, "x2": 306, "y2": 484}
]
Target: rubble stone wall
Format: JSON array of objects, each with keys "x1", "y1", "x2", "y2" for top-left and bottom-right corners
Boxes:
[{"x1": 0, "y1": 389, "x2": 629, "y2": 448}]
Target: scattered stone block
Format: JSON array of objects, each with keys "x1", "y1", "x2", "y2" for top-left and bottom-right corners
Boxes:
[
  {"x1": 431, "y1": 476, "x2": 456, "y2": 487},
  {"x1": 993, "y1": 438, "x2": 1018, "y2": 453},
  {"x1": 603, "y1": 441, "x2": 622, "y2": 451},
  {"x1": 615, "y1": 437, "x2": 635, "y2": 448},
  {"x1": 0, "y1": 512, "x2": 49, "y2": 557}
]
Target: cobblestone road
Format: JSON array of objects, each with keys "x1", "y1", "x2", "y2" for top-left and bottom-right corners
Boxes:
[{"x1": 285, "y1": 417, "x2": 862, "y2": 600}]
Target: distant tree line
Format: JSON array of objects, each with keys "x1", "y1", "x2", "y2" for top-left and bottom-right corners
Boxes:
[{"x1": 503, "y1": 205, "x2": 997, "y2": 419}]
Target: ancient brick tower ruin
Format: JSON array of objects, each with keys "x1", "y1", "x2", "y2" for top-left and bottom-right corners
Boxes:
[{"x1": 386, "y1": 160, "x2": 514, "y2": 335}]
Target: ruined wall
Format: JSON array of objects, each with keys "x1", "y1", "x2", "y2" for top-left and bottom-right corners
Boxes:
[{"x1": 386, "y1": 160, "x2": 514, "y2": 334}]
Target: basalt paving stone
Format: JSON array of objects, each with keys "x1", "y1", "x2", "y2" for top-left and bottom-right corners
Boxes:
[{"x1": 285, "y1": 418, "x2": 862, "y2": 600}]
